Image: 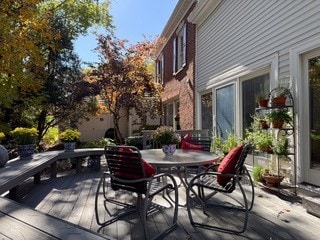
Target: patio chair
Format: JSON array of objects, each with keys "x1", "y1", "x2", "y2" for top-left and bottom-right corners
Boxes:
[
  {"x1": 186, "y1": 144, "x2": 254, "y2": 234},
  {"x1": 180, "y1": 134, "x2": 213, "y2": 181},
  {"x1": 95, "y1": 145, "x2": 179, "y2": 240}
]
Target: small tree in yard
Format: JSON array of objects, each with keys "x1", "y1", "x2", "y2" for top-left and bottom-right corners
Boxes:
[{"x1": 88, "y1": 34, "x2": 162, "y2": 143}]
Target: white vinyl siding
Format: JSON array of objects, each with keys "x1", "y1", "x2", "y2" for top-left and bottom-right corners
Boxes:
[{"x1": 196, "y1": 0, "x2": 320, "y2": 91}]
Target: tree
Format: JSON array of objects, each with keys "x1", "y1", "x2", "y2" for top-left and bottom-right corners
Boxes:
[
  {"x1": 0, "y1": 0, "x2": 53, "y2": 107},
  {"x1": 0, "y1": 0, "x2": 113, "y2": 145},
  {"x1": 88, "y1": 34, "x2": 163, "y2": 143}
]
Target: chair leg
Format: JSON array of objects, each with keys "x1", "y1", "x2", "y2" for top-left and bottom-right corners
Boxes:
[
  {"x1": 186, "y1": 177, "x2": 249, "y2": 234},
  {"x1": 95, "y1": 173, "x2": 137, "y2": 227},
  {"x1": 147, "y1": 175, "x2": 179, "y2": 240},
  {"x1": 243, "y1": 166, "x2": 255, "y2": 211}
]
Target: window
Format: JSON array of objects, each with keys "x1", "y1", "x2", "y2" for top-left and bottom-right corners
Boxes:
[
  {"x1": 156, "y1": 55, "x2": 164, "y2": 84},
  {"x1": 216, "y1": 84, "x2": 235, "y2": 140},
  {"x1": 201, "y1": 92, "x2": 213, "y2": 131},
  {"x1": 173, "y1": 24, "x2": 186, "y2": 73},
  {"x1": 241, "y1": 73, "x2": 270, "y2": 134},
  {"x1": 163, "y1": 101, "x2": 179, "y2": 130}
]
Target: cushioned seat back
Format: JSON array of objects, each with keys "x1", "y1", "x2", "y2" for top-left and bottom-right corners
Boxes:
[
  {"x1": 105, "y1": 146, "x2": 147, "y2": 194},
  {"x1": 216, "y1": 144, "x2": 251, "y2": 188},
  {"x1": 180, "y1": 134, "x2": 211, "y2": 152}
]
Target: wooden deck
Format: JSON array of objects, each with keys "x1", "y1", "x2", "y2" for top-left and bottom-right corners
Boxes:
[{"x1": 16, "y1": 162, "x2": 320, "y2": 240}]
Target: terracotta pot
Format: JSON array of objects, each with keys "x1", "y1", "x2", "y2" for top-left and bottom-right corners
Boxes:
[
  {"x1": 258, "y1": 99, "x2": 269, "y2": 108},
  {"x1": 259, "y1": 120, "x2": 269, "y2": 129},
  {"x1": 273, "y1": 96, "x2": 287, "y2": 107},
  {"x1": 272, "y1": 120, "x2": 284, "y2": 129},
  {"x1": 259, "y1": 147, "x2": 273, "y2": 154},
  {"x1": 263, "y1": 174, "x2": 284, "y2": 187}
]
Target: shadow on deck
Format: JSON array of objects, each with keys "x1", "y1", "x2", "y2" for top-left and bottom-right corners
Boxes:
[{"x1": 16, "y1": 165, "x2": 320, "y2": 240}]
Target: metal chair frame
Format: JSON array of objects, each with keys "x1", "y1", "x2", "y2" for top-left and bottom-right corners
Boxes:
[
  {"x1": 95, "y1": 145, "x2": 179, "y2": 240},
  {"x1": 186, "y1": 144, "x2": 254, "y2": 234}
]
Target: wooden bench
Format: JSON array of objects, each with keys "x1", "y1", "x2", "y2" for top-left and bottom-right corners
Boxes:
[
  {"x1": 0, "y1": 148, "x2": 104, "y2": 200},
  {"x1": 0, "y1": 197, "x2": 113, "y2": 240}
]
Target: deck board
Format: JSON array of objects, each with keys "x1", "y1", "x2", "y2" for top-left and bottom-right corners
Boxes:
[{"x1": 17, "y1": 165, "x2": 320, "y2": 240}]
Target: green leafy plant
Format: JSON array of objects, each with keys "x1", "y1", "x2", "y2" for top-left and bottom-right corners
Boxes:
[
  {"x1": 10, "y1": 127, "x2": 38, "y2": 145},
  {"x1": 274, "y1": 87, "x2": 287, "y2": 97},
  {"x1": 310, "y1": 130, "x2": 320, "y2": 141},
  {"x1": 59, "y1": 129, "x2": 81, "y2": 142},
  {"x1": 0, "y1": 132, "x2": 5, "y2": 142},
  {"x1": 126, "y1": 136, "x2": 143, "y2": 149},
  {"x1": 81, "y1": 138, "x2": 115, "y2": 148},
  {"x1": 153, "y1": 126, "x2": 179, "y2": 145},
  {"x1": 266, "y1": 109, "x2": 291, "y2": 122},
  {"x1": 273, "y1": 136, "x2": 290, "y2": 159},
  {"x1": 212, "y1": 132, "x2": 242, "y2": 154},
  {"x1": 252, "y1": 164, "x2": 264, "y2": 183},
  {"x1": 266, "y1": 109, "x2": 292, "y2": 128}
]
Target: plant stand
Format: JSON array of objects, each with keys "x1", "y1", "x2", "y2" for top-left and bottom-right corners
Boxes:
[{"x1": 253, "y1": 87, "x2": 296, "y2": 194}]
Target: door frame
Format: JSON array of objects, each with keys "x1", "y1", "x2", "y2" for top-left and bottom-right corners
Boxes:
[{"x1": 290, "y1": 35, "x2": 320, "y2": 185}]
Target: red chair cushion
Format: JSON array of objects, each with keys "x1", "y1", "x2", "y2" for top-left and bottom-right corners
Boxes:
[
  {"x1": 216, "y1": 145, "x2": 243, "y2": 187},
  {"x1": 181, "y1": 141, "x2": 205, "y2": 151},
  {"x1": 180, "y1": 134, "x2": 205, "y2": 151},
  {"x1": 179, "y1": 134, "x2": 191, "y2": 148},
  {"x1": 117, "y1": 147, "x2": 156, "y2": 178}
]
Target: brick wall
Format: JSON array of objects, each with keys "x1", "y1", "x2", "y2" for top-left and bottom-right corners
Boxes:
[{"x1": 161, "y1": 4, "x2": 196, "y2": 130}]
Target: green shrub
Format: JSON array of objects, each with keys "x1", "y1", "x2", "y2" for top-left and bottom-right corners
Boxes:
[
  {"x1": 59, "y1": 129, "x2": 81, "y2": 142},
  {"x1": 43, "y1": 127, "x2": 59, "y2": 145},
  {"x1": 143, "y1": 125, "x2": 160, "y2": 130},
  {"x1": 126, "y1": 136, "x2": 143, "y2": 149},
  {"x1": 10, "y1": 127, "x2": 38, "y2": 145},
  {"x1": 81, "y1": 138, "x2": 115, "y2": 148}
]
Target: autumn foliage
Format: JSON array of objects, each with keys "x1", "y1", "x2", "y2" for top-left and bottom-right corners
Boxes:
[{"x1": 88, "y1": 34, "x2": 163, "y2": 143}]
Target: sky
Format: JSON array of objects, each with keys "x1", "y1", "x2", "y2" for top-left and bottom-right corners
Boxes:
[{"x1": 74, "y1": 0, "x2": 178, "y2": 66}]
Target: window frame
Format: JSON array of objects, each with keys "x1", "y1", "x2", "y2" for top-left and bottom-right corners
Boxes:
[
  {"x1": 156, "y1": 55, "x2": 164, "y2": 84},
  {"x1": 173, "y1": 23, "x2": 187, "y2": 74}
]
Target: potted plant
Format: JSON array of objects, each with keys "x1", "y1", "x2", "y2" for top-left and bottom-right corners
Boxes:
[
  {"x1": 252, "y1": 113, "x2": 269, "y2": 130},
  {"x1": 266, "y1": 108, "x2": 292, "y2": 129},
  {"x1": 262, "y1": 168, "x2": 284, "y2": 187},
  {"x1": 254, "y1": 131, "x2": 274, "y2": 153},
  {"x1": 212, "y1": 132, "x2": 242, "y2": 156},
  {"x1": 273, "y1": 136, "x2": 291, "y2": 160},
  {"x1": 10, "y1": 127, "x2": 38, "y2": 158},
  {"x1": 59, "y1": 129, "x2": 81, "y2": 152},
  {"x1": 272, "y1": 87, "x2": 287, "y2": 107},
  {"x1": 0, "y1": 132, "x2": 9, "y2": 167},
  {"x1": 153, "y1": 126, "x2": 179, "y2": 155},
  {"x1": 256, "y1": 91, "x2": 269, "y2": 108}
]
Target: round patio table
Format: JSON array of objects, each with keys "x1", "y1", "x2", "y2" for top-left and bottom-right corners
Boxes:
[
  {"x1": 140, "y1": 149, "x2": 218, "y2": 206},
  {"x1": 141, "y1": 149, "x2": 218, "y2": 188},
  {"x1": 140, "y1": 149, "x2": 218, "y2": 168}
]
